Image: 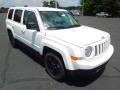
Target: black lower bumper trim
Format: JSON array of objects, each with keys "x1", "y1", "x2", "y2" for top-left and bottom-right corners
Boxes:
[{"x1": 66, "y1": 63, "x2": 107, "y2": 77}]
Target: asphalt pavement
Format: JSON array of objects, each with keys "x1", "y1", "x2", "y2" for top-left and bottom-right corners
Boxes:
[{"x1": 0, "y1": 13, "x2": 120, "y2": 90}]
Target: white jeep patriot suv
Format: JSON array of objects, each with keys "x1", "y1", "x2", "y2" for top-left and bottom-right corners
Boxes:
[{"x1": 6, "y1": 7, "x2": 114, "y2": 80}]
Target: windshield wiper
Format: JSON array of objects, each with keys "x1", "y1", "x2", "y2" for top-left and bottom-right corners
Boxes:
[
  {"x1": 47, "y1": 25, "x2": 80, "y2": 30},
  {"x1": 48, "y1": 26, "x2": 68, "y2": 30},
  {"x1": 67, "y1": 25, "x2": 80, "y2": 28}
]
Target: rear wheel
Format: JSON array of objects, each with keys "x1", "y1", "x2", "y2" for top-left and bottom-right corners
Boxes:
[
  {"x1": 8, "y1": 31, "x2": 17, "y2": 48},
  {"x1": 44, "y1": 52, "x2": 66, "y2": 80}
]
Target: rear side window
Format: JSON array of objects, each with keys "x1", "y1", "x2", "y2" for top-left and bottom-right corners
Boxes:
[
  {"x1": 8, "y1": 9, "x2": 14, "y2": 19},
  {"x1": 14, "y1": 9, "x2": 22, "y2": 23}
]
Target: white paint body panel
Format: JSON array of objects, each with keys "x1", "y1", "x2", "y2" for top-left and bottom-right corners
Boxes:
[
  {"x1": 46, "y1": 25, "x2": 109, "y2": 47},
  {"x1": 6, "y1": 7, "x2": 114, "y2": 70}
]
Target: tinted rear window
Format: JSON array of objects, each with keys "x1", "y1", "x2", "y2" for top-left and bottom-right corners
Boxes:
[
  {"x1": 8, "y1": 9, "x2": 14, "y2": 19},
  {"x1": 14, "y1": 9, "x2": 22, "y2": 23}
]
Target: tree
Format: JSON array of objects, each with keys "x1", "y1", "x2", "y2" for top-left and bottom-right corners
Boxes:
[
  {"x1": 1, "y1": 7, "x2": 5, "y2": 9},
  {"x1": 93, "y1": 0, "x2": 104, "y2": 14},
  {"x1": 49, "y1": 0, "x2": 59, "y2": 8},
  {"x1": 43, "y1": 1, "x2": 49, "y2": 7},
  {"x1": 50, "y1": 0, "x2": 56, "y2": 7},
  {"x1": 43, "y1": 0, "x2": 59, "y2": 8},
  {"x1": 82, "y1": 0, "x2": 120, "y2": 17},
  {"x1": 82, "y1": 0, "x2": 95, "y2": 15},
  {"x1": 102, "y1": 0, "x2": 120, "y2": 17}
]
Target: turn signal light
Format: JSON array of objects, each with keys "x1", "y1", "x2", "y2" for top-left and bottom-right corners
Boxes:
[{"x1": 71, "y1": 56, "x2": 78, "y2": 61}]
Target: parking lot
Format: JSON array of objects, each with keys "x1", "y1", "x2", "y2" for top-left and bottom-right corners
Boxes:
[{"x1": 0, "y1": 13, "x2": 120, "y2": 90}]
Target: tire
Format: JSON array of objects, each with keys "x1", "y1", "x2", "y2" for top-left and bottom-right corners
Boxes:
[
  {"x1": 44, "y1": 52, "x2": 66, "y2": 80},
  {"x1": 8, "y1": 32, "x2": 17, "y2": 48}
]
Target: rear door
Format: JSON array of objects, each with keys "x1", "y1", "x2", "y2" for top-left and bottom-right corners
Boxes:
[
  {"x1": 6, "y1": 9, "x2": 14, "y2": 33},
  {"x1": 6, "y1": 9, "x2": 14, "y2": 25},
  {"x1": 12, "y1": 9, "x2": 24, "y2": 41}
]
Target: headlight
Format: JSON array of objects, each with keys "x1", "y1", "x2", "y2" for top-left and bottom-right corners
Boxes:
[{"x1": 85, "y1": 46, "x2": 93, "y2": 57}]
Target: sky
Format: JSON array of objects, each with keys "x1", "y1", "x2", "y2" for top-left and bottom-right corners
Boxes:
[
  {"x1": 58, "y1": 0, "x2": 80, "y2": 7},
  {"x1": 0, "y1": 0, "x2": 81, "y2": 7},
  {"x1": 0, "y1": 0, "x2": 43, "y2": 7}
]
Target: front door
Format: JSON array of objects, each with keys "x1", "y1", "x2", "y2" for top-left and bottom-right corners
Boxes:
[{"x1": 21, "y1": 10, "x2": 42, "y2": 52}]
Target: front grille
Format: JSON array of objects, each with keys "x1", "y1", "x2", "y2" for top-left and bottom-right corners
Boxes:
[{"x1": 94, "y1": 39, "x2": 110, "y2": 56}]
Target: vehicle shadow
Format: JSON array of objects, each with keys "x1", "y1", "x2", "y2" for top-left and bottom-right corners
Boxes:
[
  {"x1": 17, "y1": 42, "x2": 105, "y2": 87},
  {"x1": 17, "y1": 42, "x2": 45, "y2": 67},
  {"x1": 62, "y1": 69, "x2": 104, "y2": 87}
]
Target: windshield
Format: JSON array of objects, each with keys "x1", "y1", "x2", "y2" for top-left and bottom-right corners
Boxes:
[{"x1": 39, "y1": 11, "x2": 80, "y2": 30}]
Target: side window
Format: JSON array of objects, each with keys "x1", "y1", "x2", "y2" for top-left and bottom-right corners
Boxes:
[
  {"x1": 14, "y1": 9, "x2": 22, "y2": 23},
  {"x1": 23, "y1": 11, "x2": 39, "y2": 30},
  {"x1": 8, "y1": 9, "x2": 14, "y2": 19}
]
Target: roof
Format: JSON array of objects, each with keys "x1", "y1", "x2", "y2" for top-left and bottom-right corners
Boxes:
[{"x1": 9, "y1": 7, "x2": 67, "y2": 11}]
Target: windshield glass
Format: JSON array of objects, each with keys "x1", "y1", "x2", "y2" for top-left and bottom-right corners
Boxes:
[{"x1": 39, "y1": 11, "x2": 80, "y2": 30}]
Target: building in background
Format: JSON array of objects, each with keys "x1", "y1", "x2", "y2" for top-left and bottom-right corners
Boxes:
[{"x1": 0, "y1": 7, "x2": 9, "y2": 13}]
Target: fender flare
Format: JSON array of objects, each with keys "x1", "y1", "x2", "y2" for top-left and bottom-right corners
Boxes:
[
  {"x1": 41, "y1": 39, "x2": 74, "y2": 70},
  {"x1": 6, "y1": 24, "x2": 15, "y2": 38}
]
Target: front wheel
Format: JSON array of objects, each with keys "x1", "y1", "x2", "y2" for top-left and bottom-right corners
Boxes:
[{"x1": 44, "y1": 52, "x2": 66, "y2": 80}]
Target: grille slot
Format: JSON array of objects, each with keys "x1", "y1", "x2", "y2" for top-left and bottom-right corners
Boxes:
[
  {"x1": 94, "y1": 39, "x2": 110, "y2": 56},
  {"x1": 95, "y1": 46, "x2": 97, "y2": 56}
]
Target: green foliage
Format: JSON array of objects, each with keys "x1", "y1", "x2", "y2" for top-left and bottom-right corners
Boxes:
[
  {"x1": 82, "y1": 0, "x2": 120, "y2": 17},
  {"x1": 83, "y1": 0, "x2": 94, "y2": 15},
  {"x1": 43, "y1": 1, "x2": 49, "y2": 7},
  {"x1": 43, "y1": 0, "x2": 59, "y2": 8}
]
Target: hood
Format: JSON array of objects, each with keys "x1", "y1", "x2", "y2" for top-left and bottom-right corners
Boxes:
[{"x1": 46, "y1": 25, "x2": 109, "y2": 47}]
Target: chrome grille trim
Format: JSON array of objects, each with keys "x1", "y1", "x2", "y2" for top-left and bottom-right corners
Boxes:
[{"x1": 94, "y1": 39, "x2": 110, "y2": 56}]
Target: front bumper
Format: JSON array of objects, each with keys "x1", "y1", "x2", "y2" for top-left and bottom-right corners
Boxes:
[
  {"x1": 67, "y1": 62, "x2": 107, "y2": 76},
  {"x1": 72, "y1": 44, "x2": 114, "y2": 70}
]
